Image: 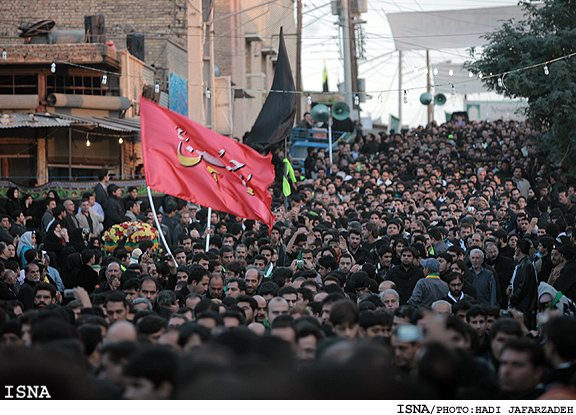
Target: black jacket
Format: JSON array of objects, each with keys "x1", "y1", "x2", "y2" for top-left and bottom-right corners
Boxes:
[
  {"x1": 0, "y1": 280, "x2": 17, "y2": 301},
  {"x1": 554, "y1": 260, "x2": 576, "y2": 302},
  {"x1": 509, "y1": 256, "x2": 538, "y2": 330},
  {"x1": 487, "y1": 254, "x2": 515, "y2": 309},
  {"x1": 94, "y1": 183, "x2": 108, "y2": 207},
  {"x1": 104, "y1": 195, "x2": 125, "y2": 230},
  {"x1": 18, "y1": 280, "x2": 37, "y2": 311},
  {"x1": 385, "y1": 264, "x2": 424, "y2": 304}
]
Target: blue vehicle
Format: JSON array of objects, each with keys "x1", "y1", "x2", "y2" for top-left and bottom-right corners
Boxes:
[{"x1": 289, "y1": 127, "x2": 351, "y2": 168}]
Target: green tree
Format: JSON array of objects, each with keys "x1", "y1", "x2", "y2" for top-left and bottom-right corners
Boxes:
[{"x1": 466, "y1": 0, "x2": 576, "y2": 169}]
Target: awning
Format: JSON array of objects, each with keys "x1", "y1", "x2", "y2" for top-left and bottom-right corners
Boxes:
[
  {"x1": 386, "y1": 6, "x2": 527, "y2": 51},
  {"x1": 0, "y1": 112, "x2": 140, "y2": 133},
  {"x1": 54, "y1": 113, "x2": 141, "y2": 132},
  {"x1": 0, "y1": 112, "x2": 73, "y2": 129}
]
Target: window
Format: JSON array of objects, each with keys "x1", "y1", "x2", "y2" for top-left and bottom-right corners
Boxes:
[
  {"x1": 0, "y1": 74, "x2": 38, "y2": 94},
  {"x1": 47, "y1": 74, "x2": 119, "y2": 96}
]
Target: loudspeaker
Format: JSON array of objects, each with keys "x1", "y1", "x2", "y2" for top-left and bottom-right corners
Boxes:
[
  {"x1": 332, "y1": 102, "x2": 350, "y2": 120},
  {"x1": 311, "y1": 104, "x2": 330, "y2": 123},
  {"x1": 127, "y1": 34, "x2": 145, "y2": 62},
  {"x1": 419, "y1": 93, "x2": 433, "y2": 105},
  {"x1": 434, "y1": 93, "x2": 447, "y2": 106},
  {"x1": 84, "y1": 15, "x2": 105, "y2": 43}
]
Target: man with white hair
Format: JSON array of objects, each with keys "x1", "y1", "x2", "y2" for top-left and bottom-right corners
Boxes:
[
  {"x1": 431, "y1": 300, "x2": 452, "y2": 315},
  {"x1": 380, "y1": 289, "x2": 400, "y2": 310},
  {"x1": 469, "y1": 248, "x2": 498, "y2": 307}
]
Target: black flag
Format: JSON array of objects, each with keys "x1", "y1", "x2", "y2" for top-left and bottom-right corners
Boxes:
[{"x1": 244, "y1": 28, "x2": 296, "y2": 151}]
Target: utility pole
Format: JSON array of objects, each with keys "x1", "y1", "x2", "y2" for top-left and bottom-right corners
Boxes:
[
  {"x1": 188, "y1": 0, "x2": 205, "y2": 125},
  {"x1": 398, "y1": 50, "x2": 402, "y2": 126},
  {"x1": 340, "y1": 0, "x2": 353, "y2": 113},
  {"x1": 296, "y1": 0, "x2": 302, "y2": 120},
  {"x1": 349, "y1": 13, "x2": 359, "y2": 121},
  {"x1": 203, "y1": 0, "x2": 215, "y2": 129},
  {"x1": 426, "y1": 49, "x2": 432, "y2": 125}
]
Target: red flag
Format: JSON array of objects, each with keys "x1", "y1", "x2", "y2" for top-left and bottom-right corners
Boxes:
[{"x1": 139, "y1": 97, "x2": 275, "y2": 230}]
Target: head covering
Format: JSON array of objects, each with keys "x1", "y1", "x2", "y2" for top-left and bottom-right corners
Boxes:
[
  {"x1": 539, "y1": 293, "x2": 554, "y2": 303},
  {"x1": 420, "y1": 258, "x2": 440, "y2": 273},
  {"x1": 538, "y1": 282, "x2": 576, "y2": 317},
  {"x1": 17, "y1": 231, "x2": 36, "y2": 257}
]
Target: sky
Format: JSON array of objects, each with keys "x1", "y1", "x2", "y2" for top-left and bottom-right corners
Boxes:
[{"x1": 300, "y1": 0, "x2": 524, "y2": 128}]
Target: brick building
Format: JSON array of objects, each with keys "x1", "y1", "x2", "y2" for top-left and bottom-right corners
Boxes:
[{"x1": 0, "y1": 0, "x2": 296, "y2": 185}]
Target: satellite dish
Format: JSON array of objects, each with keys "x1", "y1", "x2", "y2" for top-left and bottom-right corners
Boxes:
[
  {"x1": 332, "y1": 102, "x2": 350, "y2": 120},
  {"x1": 419, "y1": 93, "x2": 433, "y2": 105},
  {"x1": 311, "y1": 104, "x2": 330, "y2": 123},
  {"x1": 434, "y1": 93, "x2": 447, "y2": 106}
]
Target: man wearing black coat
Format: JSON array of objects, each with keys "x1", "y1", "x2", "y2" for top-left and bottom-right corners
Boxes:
[
  {"x1": 385, "y1": 247, "x2": 424, "y2": 304},
  {"x1": 94, "y1": 169, "x2": 109, "y2": 208},
  {"x1": 17, "y1": 263, "x2": 41, "y2": 311},
  {"x1": 553, "y1": 244, "x2": 576, "y2": 303},
  {"x1": 0, "y1": 269, "x2": 17, "y2": 301},
  {"x1": 508, "y1": 239, "x2": 538, "y2": 330},
  {"x1": 485, "y1": 242, "x2": 515, "y2": 309},
  {"x1": 104, "y1": 185, "x2": 125, "y2": 230}
]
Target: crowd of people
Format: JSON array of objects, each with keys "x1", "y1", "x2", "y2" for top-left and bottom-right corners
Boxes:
[{"x1": 1, "y1": 118, "x2": 576, "y2": 399}]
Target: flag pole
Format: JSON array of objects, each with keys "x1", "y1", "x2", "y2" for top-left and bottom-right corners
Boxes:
[
  {"x1": 146, "y1": 186, "x2": 173, "y2": 258},
  {"x1": 328, "y1": 107, "x2": 333, "y2": 165},
  {"x1": 284, "y1": 135, "x2": 289, "y2": 211},
  {"x1": 205, "y1": 207, "x2": 212, "y2": 252}
]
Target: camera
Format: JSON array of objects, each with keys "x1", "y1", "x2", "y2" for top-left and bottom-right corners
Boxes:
[
  {"x1": 296, "y1": 260, "x2": 304, "y2": 268},
  {"x1": 64, "y1": 289, "x2": 75, "y2": 299}
]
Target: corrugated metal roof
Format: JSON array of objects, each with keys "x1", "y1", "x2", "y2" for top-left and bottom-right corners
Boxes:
[
  {"x1": 0, "y1": 113, "x2": 73, "y2": 129},
  {"x1": 53, "y1": 114, "x2": 141, "y2": 132},
  {"x1": 0, "y1": 112, "x2": 141, "y2": 132}
]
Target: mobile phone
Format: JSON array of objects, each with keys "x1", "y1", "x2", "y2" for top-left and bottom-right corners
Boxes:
[
  {"x1": 396, "y1": 325, "x2": 422, "y2": 342},
  {"x1": 64, "y1": 289, "x2": 75, "y2": 299}
]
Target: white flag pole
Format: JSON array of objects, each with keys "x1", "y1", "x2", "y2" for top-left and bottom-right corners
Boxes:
[
  {"x1": 205, "y1": 207, "x2": 212, "y2": 252},
  {"x1": 146, "y1": 186, "x2": 173, "y2": 258}
]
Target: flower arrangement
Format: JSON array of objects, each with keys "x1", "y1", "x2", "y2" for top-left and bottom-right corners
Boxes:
[{"x1": 102, "y1": 221, "x2": 159, "y2": 253}]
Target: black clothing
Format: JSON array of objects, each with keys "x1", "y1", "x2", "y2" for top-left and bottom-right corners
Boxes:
[
  {"x1": 9, "y1": 223, "x2": 26, "y2": 238},
  {"x1": 509, "y1": 256, "x2": 538, "y2": 330},
  {"x1": 538, "y1": 253, "x2": 553, "y2": 283},
  {"x1": 385, "y1": 264, "x2": 424, "y2": 304},
  {"x1": 554, "y1": 260, "x2": 576, "y2": 302},
  {"x1": 104, "y1": 195, "x2": 125, "y2": 230},
  {"x1": 76, "y1": 264, "x2": 100, "y2": 293},
  {"x1": 18, "y1": 280, "x2": 37, "y2": 311},
  {"x1": 0, "y1": 280, "x2": 17, "y2": 301},
  {"x1": 350, "y1": 246, "x2": 372, "y2": 266},
  {"x1": 94, "y1": 182, "x2": 108, "y2": 207},
  {"x1": 499, "y1": 245, "x2": 515, "y2": 259},
  {"x1": 487, "y1": 254, "x2": 515, "y2": 309}
]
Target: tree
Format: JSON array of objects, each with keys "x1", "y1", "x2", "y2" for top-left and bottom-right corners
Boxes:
[{"x1": 466, "y1": 0, "x2": 576, "y2": 170}]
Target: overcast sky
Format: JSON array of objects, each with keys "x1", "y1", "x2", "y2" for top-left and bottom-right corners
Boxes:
[{"x1": 300, "y1": 0, "x2": 525, "y2": 127}]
